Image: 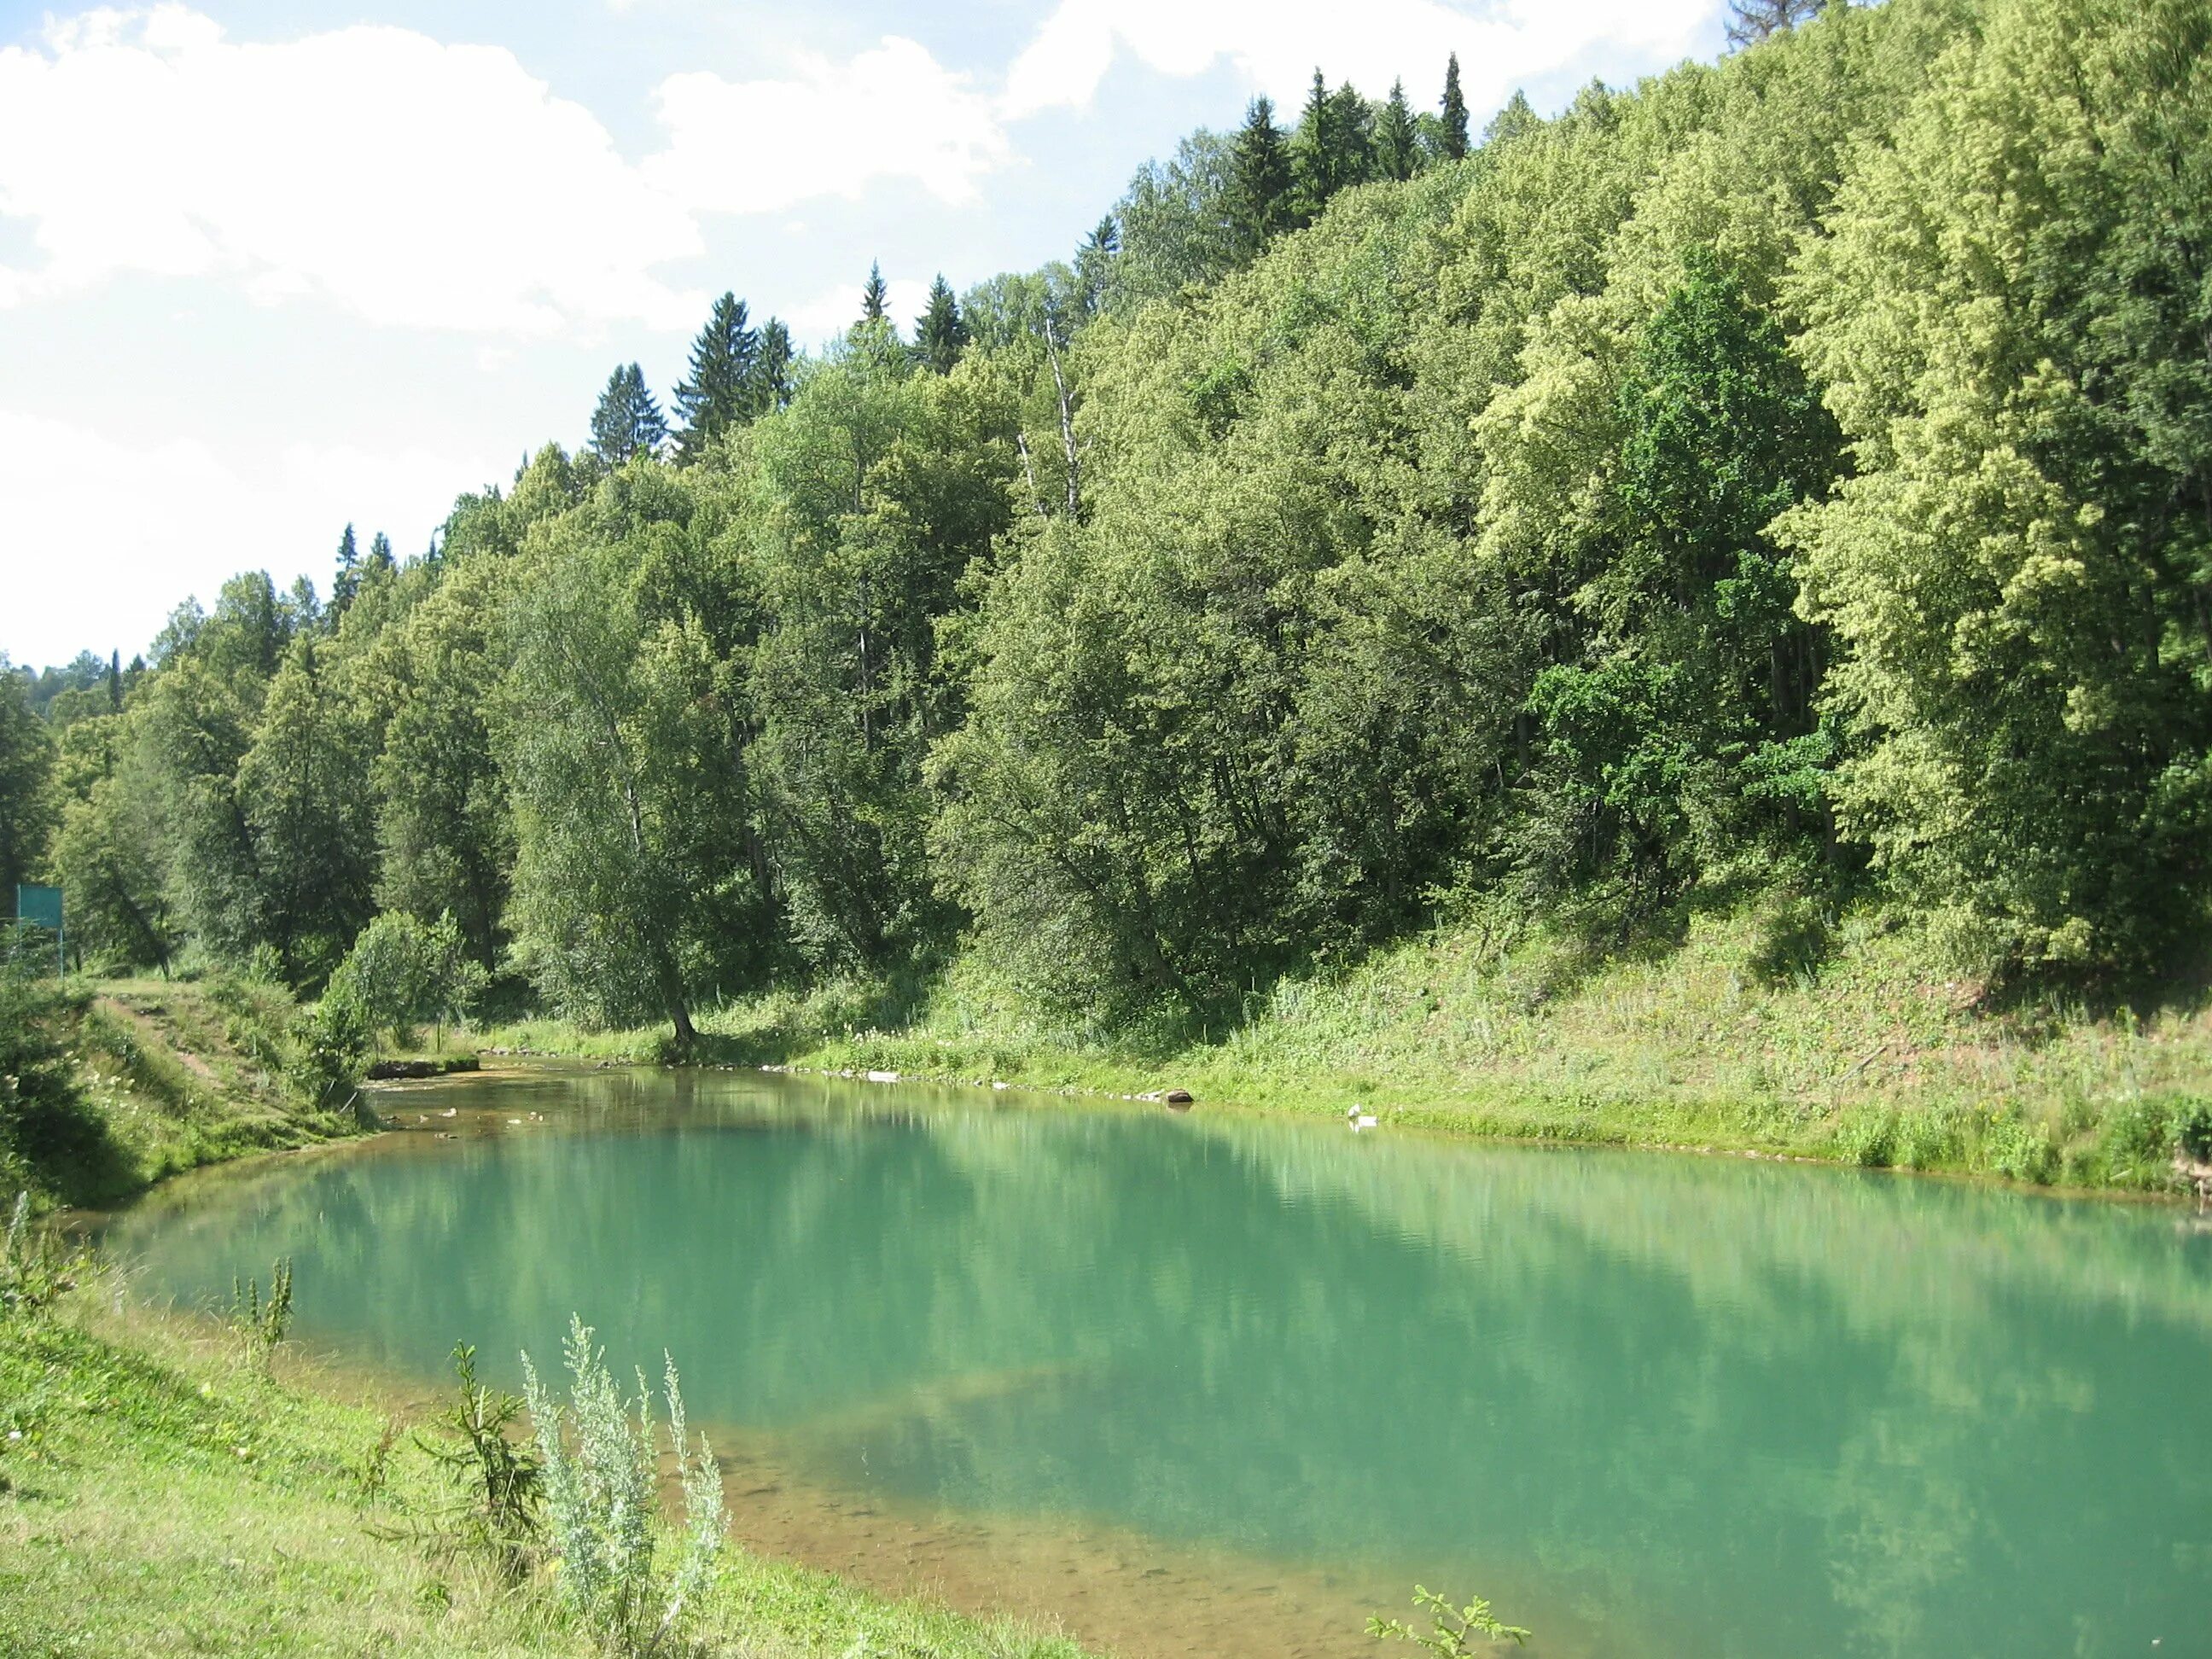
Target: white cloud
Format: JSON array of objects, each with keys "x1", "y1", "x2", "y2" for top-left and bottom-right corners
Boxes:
[
  {"x1": 0, "y1": 408, "x2": 495, "y2": 663},
  {"x1": 0, "y1": 10, "x2": 1026, "y2": 337},
  {"x1": 0, "y1": 7, "x2": 706, "y2": 335},
  {"x1": 643, "y1": 37, "x2": 1011, "y2": 216},
  {"x1": 1002, "y1": 0, "x2": 1714, "y2": 120}
]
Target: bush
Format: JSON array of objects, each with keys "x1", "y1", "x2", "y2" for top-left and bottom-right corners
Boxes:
[
  {"x1": 329, "y1": 912, "x2": 488, "y2": 1048},
  {"x1": 290, "y1": 973, "x2": 374, "y2": 1109},
  {"x1": 521, "y1": 1317, "x2": 724, "y2": 1657},
  {"x1": 0, "y1": 961, "x2": 109, "y2": 1194},
  {"x1": 2, "y1": 1190, "x2": 84, "y2": 1317},
  {"x1": 1370, "y1": 1585, "x2": 1530, "y2": 1653},
  {"x1": 1837, "y1": 1109, "x2": 1898, "y2": 1169},
  {"x1": 1979, "y1": 1108, "x2": 2058, "y2": 1185}
]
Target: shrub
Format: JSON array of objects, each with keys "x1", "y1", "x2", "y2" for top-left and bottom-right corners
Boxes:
[
  {"x1": 1837, "y1": 1109, "x2": 1898, "y2": 1169},
  {"x1": 521, "y1": 1316, "x2": 724, "y2": 1656},
  {"x1": 290, "y1": 973, "x2": 374, "y2": 1109},
  {"x1": 2, "y1": 1190, "x2": 83, "y2": 1317},
  {"x1": 1370, "y1": 1585, "x2": 1530, "y2": 1653},
  {"x1": 329, "y1": 911, "x2": 489, "y2": 1049},
  {"x1": 0, "y1": 961, "x2": 108, "y2": 1193},
  {"x1": 1980, "y1": 1108, "x2": 2057, "y2": 1185}
]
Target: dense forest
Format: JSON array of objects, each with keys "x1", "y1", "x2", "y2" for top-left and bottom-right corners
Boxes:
[{"x1": 4, "y1": 0, "x2": 2209, "y2": 1060}]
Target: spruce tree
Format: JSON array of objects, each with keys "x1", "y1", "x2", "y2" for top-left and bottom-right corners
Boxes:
[
  {"x1": 915, "y1": 275, "x2": 969, "y2": 374},
  {"x1": 674, "y1": 292, "x2": 759, "y2": 462},
  {"x1": 367, "y1": 531, "x2": 394, "y2": 573},
  {"x1": 1290, "y1": 69, "x2": 1338, "y2": 225},
  {"x1": 331, "y1": 523, "x2": 362, "y2": 615},
  {"x1": 1075, "y1": 215, "x2": 1120, "y2": 319},
  {"x1": 1227, "y1": 96, "x2": 1294, "y2": 263},
  {"x1": 861, "y1": 261, "x2": 889, "y2": 323},
  {"x1": 1328, "y1": 82, "x2": 1372, "y2": 184},
  {"x1": 1726, "y1": 0, "x2": 1828, "y2": 47},
  {"x1": 1484, "y1": 90, "x2": 1540, "y2": 148},
  {"x1": 1375, "y1": 79, "x2": 1420, "y2": 181},
  {"x1": 588, "y1": 364, "x2": 667, "y2": 467},
  {"x1": 1439, "y1": 53, "x2": 1471, "y2": 161},
  {"x1": 751, "y1": 320, "x2": 795, "y2": 415}
]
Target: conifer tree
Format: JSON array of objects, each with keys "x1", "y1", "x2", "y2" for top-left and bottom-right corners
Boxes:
[
  {"x1": 1291, "y1": 70, "x2": 1338, "y2": 225},
  {"x1": 674, "y1": 292, "x2": 760, "y2": 462},
  {"x1": 588, "y1": 364, "x2": 667, "y2": 467},
  {"x1": 1726, "y1": 0, "x2": 1828, "y2": 48},
  {"x1": 1227, "y1": 96, "x2": 1294, "y2": 263},
  {"x1": 861, "y1": 261, "x2": 890, "y2": 324},
  {"x1": 1375, "y1": 79, "x2": 1420, "y2": 181},
  {"x1": 1075, "y1": 215, "x2": 1120, "y2": 319},
  {"x1": 1484, "y1": 90, "x2": 1540, "y2": 148},
  {"x1": 751, "y1": 320, "x2": 795, "y2": 415},
  {"x1": 1329, "y1": 82, "x2": 1371, "y2": 185},
  {"x1": 1439, "y1": 53, "x2": 1471, "y2": 160},
  {"x1": 915, "y1": 275, "x2": 969, "y2": 374},
  {"x1": 368, "y1": 531, "x2": 394, "y2": 573},
  {"x1": 331, "y1": 523, "x2": 362, "y2": 615}
]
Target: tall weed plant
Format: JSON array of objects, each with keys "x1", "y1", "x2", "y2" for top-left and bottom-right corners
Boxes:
[{"x1": 521, "y1": 1315, "x2": 724, "y2": 1656}]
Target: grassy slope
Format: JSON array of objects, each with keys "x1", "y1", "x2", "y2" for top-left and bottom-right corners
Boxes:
[
  {"x1": 45, "y1": 975, "x2": 353, "y2": 1205},
  {"x1": 480, "y1": 892, "x2": 2212, "y2": 1194},
  {"x1": 0, "y1": 1288, "x2": 1089, "y2": 1659}
]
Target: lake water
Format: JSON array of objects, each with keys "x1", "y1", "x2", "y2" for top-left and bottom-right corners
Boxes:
[{"x1": 104, "y1": 1065, "x2": 2212, "y2": 1657}]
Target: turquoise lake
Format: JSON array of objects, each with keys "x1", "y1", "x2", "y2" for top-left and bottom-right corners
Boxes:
[{"x1": 104, "y1": 1066, "x2": 2212, "y2": 1657}]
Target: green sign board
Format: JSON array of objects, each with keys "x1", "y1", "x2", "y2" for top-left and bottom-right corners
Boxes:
[{"x1": 15, "y1": 883, "x2": 62, "y2": 972}]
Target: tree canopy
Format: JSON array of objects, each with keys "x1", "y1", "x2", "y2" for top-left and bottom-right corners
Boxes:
[{"x1": 25, "y1": 0, "x2": 2212, "y2": 1036}]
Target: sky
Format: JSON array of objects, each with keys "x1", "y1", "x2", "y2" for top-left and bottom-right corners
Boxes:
[{"x1": 0, "y1": 0, "x2": 1729, "y2": 671}]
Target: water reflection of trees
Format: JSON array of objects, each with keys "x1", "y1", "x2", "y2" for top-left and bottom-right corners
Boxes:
[{"x1": 113, "y1": 1074, "x2": 2212, "y2": 1659}]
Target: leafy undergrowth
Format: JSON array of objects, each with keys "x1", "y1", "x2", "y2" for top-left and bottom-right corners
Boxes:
[
  {"x1": 50, "y1": 975, "x2": 357, "y2": 1204},
  {"x1": 0, "y1": 1276, "x2": 1091, "y2": 1659},
  {"x1": 483, "y1": 892, "x2": 2212, "y2": 1195}
]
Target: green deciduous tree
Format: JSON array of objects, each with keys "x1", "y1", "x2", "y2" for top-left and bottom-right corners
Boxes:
[
  {"x1": 0, "y1": 663, "x2": 55, "y2": 903},
  {"x1": 236, "y1": 634, "x2": 378, "y2": 983},
  {"x1": 498, "y1": 463, "x2": 769, "y2": 1043},
  {"x1": 372, "y1": 556, "x2": 514, "y2": 971},
  {"x1": 1779, "y1": 0, "x2": 2212, "y2": 975}
]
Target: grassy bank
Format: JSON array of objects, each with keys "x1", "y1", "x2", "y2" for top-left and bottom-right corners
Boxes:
[
  {"x1": 0, "y1": 1259, "x2": 1091, "y2": 1659},
  {"x1": 478, "y1": 892, "x2": 2212, "y2": 1196},
  {"x1": 3, "y1": 972, "x2": 359, "y2": 1208}
]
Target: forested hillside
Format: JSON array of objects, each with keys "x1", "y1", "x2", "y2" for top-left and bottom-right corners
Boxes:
[{"x1": 5, "y1": 0, "x2": 2209, "y2": 1074}]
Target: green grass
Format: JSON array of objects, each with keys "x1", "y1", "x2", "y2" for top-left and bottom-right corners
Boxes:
[
  {"x1": 43, "y1": 975, "x2": 356, "y2": 1205},
  {"x1": 0, "y1": 1279, "x2": 1092, "y2": 1659},
  {"x1": 476, "y1": 890, "x2": 2212, "y2": 1196}
]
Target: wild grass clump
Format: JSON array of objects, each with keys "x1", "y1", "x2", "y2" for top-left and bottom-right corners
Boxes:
[
  {"x1": 521, "y1": 1314, "x2": 725, "y2": 1657},
  {"x1": 2, "y1": 1190, "x2": 84, "y2": 1318},
  {"x1": 227, "y1": 1256, "x2": 294, "y2": 1371}
]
